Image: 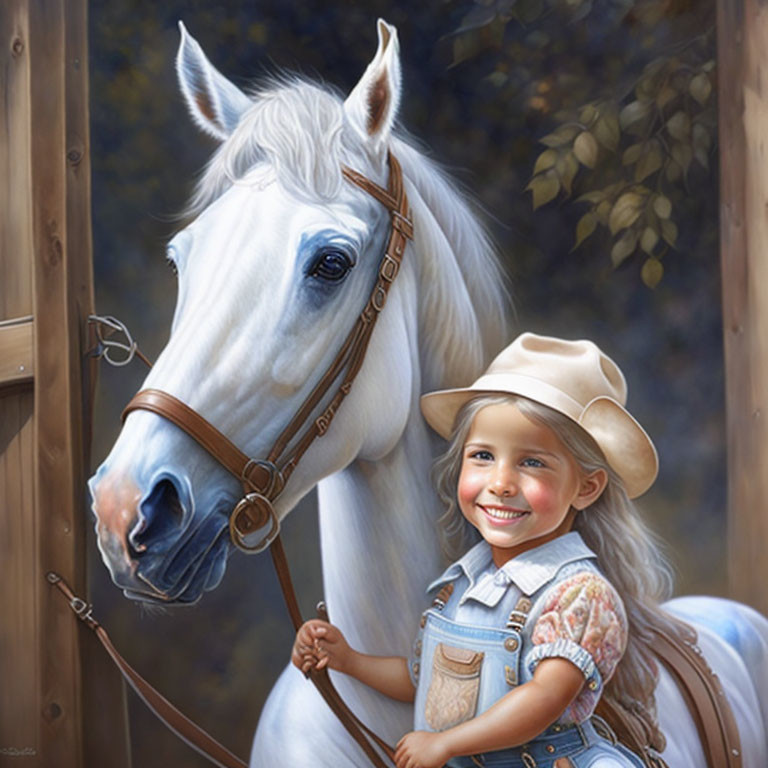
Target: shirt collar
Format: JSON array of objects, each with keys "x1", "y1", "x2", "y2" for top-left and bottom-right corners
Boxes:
[{"x1": 427, "y1": 531, "x2": 596, "y2": 602}]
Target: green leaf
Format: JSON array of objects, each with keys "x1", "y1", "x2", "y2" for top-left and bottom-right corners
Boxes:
[
  {"x1": 526, "y1": 171, "x2": 560, "y2": 209},
  {"x1": 622, "y1": 143, "x2": 644, "y2": 165},
  {"x1": 609, "y1": 192, "x2": 644, "y2": 235},
  {"x1": 576, "y1": 190, "x2": 606, "y2": 204},
  {"x1": 641, "y1": 257, "x2": 664, "y2": 288},
  {"x1": 640, "y1": 226, "x2": 659, "y2": 254},
  {"x1": 539, "y1": 125, "x2": 580, "y2": 148},
  {"x1": 689, "y1": 73, "x2": 712, "y2": 105},
  {"x1": 573, "y1": 131, "x2": 599, "y2": 168},
  {"x1": 666, "y1": 110, "x2": 691, "y2": 141},
  {"x1": 595, "y1": 199, "x2": 612, "y2": 223},
  {"x1": 593, "y1": 113, "x2": 620, "y2": 151},
  {"x1": 671, "y1": 141, "x2": 693, "y2": 174},
  {"x1": 579, "y1": 104, "x2": 598, "y2": 126},
  {"x1": 533, "y1": 149, "x2": 559, "y2": 175},
  {"x1": 619, "y1": 100, "x2": 651, "y2": 130},
  {"x1": 635, "y1": 140, "x2": 663, "y2": 182},
  {"x1": 486, "y1": 70, "x2": 509, "y2": 88},
  {"x1": 455, "y1": 5, "x2": 498, "y2": 34},
  {"x1": 558, "y1": 151, "x2": 580, "y2": 196},
  {"x1": 661, "y1": 218, "x2": 678, "y2": 246},
  {"x1": 653, "y1": 195, "x2": 672, "y2": 219},
  {"x1": 611, "y1": 230, "x2": 638, "y2": 267},
  {"x1": 573, "y1": 212, "x2": 598, "y2": 250}
]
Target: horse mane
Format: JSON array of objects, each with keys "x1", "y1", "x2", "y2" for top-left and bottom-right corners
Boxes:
[{"x1": 185, "y1": 77, "x2": 511, "y2": 390}]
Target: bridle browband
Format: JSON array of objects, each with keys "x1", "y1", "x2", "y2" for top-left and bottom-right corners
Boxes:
[{"x1": 119, "y1": 151, "x2": 413, "y2": 766}]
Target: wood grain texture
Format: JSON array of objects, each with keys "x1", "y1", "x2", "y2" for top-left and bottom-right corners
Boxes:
[
  {"x1": 0, "y1": 320, "x2": 34, "y2": 387},
  {"x1": 27, "y1": 0, "x2": 85, "y2": 763},
  {"x1": 718, "y1": 0, "x2": 768, "y2": 614},
  {"x1": 64, "y1": 1, "x2": 131, "y2": 763},
  {"x1": 0, "y1": 392, "x2": 36, "y2": 759},
  {"x1": 0, "y1": 0, "x2": 33, "y2": 322}
]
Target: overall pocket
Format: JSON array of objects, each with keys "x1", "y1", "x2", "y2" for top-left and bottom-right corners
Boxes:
[{"x1": 424, "y1": 643, "x2": 484, "y2": 731}]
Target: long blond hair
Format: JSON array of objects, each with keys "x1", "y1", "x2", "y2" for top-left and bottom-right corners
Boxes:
[{"x1": 433, "y1": 394, "x2": 689, "y2": 748}]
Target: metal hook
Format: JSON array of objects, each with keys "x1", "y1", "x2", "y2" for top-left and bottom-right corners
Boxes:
[{"x1": 88, "y1": 314, "x2": 138, "y2": 366}]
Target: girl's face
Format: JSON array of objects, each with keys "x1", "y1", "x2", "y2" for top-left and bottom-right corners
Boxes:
[{"x1": 457, "y1": 402, "x2": 606, "y2": 567}]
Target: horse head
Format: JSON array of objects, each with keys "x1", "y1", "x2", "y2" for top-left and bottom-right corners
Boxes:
[{"x1": 89, "y1": 20, "x2": 508, "y2": 607}]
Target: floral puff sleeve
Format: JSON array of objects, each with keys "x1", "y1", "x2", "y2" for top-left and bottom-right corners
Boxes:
[{"x1": 524, "y1": 571, "x2": 628, "y2": 723}]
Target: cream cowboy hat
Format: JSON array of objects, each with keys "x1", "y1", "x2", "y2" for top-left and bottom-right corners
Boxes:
[{"x1": 420, "y1": 332, "x2": 658, "y2": 499}]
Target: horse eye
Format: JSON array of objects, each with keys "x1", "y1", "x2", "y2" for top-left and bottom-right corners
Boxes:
[{"x1": 310, "y1": 249, "x2": 353, "y2": 283}]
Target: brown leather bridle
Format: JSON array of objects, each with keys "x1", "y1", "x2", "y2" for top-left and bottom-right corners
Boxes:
[{"x1": 118, "y1": 151, "x2": 413, "y2": 766}]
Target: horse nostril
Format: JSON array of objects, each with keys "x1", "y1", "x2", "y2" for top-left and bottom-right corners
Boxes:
[{"x1": 130, "y1": 479, "x2": 185, "y2": 556}]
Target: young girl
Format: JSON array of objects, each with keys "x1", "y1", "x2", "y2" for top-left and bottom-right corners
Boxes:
[{"x1": 293, "y1": 333, "x2": 684, "y2": 768}]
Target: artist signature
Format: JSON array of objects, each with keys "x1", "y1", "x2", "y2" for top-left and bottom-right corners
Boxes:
[{"x1": 0, "y1": 747, "x2": 37, "y2": 756}]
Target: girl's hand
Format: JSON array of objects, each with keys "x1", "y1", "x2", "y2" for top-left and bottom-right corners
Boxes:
[
  {"x1": 291, "y1": 619, "x2": 354, "y2": 675},
  {"x1": 394, "y1": 730, "x2": 451, "y2": 768}
]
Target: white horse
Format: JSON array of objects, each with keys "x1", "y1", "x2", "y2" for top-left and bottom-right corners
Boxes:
[{"x1": 89, "y1": 20, "x2": 768, "y2": 768}]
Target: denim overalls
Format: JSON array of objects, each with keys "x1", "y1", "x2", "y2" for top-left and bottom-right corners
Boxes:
[{"x1": 409, "y1": 535, "x2": 645, "y2": 768}]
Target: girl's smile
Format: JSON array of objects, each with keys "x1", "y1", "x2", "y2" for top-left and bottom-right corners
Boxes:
[{"x1": 457, "y1": 402, "x2": 607, "y2": 567}]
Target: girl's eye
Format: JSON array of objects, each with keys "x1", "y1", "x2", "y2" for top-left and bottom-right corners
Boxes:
[
  {"x1": 521, "y1": 457, "x2": 545, "y2": 468},
  {"x1": 310, "y1": 249, "x2": 353, "y2": 283},
  {"x1": 469, "y1": 449, "x2": 494, "y2": 461}
]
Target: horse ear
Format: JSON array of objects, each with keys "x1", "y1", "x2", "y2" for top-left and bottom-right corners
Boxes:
[
  {"x1": 344, "y1": 19, "x2": 402, "y2": 152},
  {"x1": 176, "y1": 21, "x2": 253, "y2": 141}
]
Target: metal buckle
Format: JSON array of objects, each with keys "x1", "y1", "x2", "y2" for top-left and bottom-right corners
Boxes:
[
  {"x1": 241, "y1": 459, "x2": 282, "y2": 497},
  {"x1": 229, "y1": 493, "x2": 281, "y2": 554},
  {"x1": 69, "y1": 596, "x2": 95, "y2": 624},
  {"x1": 371, "y1": 285, "x2": 388, "y2": 313},
  {"x1": 379, "y1": 252, "x2": 400, "y2": 282}
]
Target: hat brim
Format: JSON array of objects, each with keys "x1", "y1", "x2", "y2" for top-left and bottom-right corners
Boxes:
[{"x1": 420, "y1": 384, "x2": 658, "y2": 499}]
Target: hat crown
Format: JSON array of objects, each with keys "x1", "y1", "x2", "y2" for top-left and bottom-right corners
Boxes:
[{"x1": 487, "y1": 333, "x2": 627, "y2": 408}]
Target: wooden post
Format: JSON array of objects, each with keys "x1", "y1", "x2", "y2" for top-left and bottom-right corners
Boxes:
[
  {"x1": 718, "y1": 0, "x2": 768, "y2": 615},
  {"x1": 0, "y1": 2, "x2": 130, "y2": 766}
]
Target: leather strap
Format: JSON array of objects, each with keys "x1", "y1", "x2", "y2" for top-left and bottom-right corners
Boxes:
[
  {"x1": 595, "y1": 625, "x2": 742, "y2": 768},
  {"x1": 652, "y1": 626, "x2": 742, "y2": 768},
  {"x1": 47, "y1": 573, "x2": 247, "y2": 768}
]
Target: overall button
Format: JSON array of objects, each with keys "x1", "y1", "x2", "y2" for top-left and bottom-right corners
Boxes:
[
  {"x1": 419, "y1": 615, "x2": 427, "y2": 628},
  {"x1": 415, "y1": 640, "x2": 422, "y2": 657},
  {"x1": 504, "y1": 636, "x2": 519, "y2": 652},
  {"x1": 412, "y1": 662, "x2": 420, "y2": 678},
  {"x1": 546, "y1": 744, "x2": 556, "y2": 754},
  {"x1": 588, "y1": 679, "x2": 598, "y2": 691}
]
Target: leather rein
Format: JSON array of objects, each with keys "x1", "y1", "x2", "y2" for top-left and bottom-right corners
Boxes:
[{"x1": 118, "y1": 152, "x2": 411, "y2": 767}]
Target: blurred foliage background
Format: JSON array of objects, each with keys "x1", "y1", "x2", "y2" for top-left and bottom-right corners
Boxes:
[{"x1": 87, "y1": 0, "x2": 721, "y2": 765}]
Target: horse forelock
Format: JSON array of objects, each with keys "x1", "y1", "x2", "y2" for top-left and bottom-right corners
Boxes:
[
  {"x1": 184, "y1": 76, "x2": 511, "y2": 393},
  {"x1": 185, "y1": 78, "x2": 359, "y2": 216}
]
